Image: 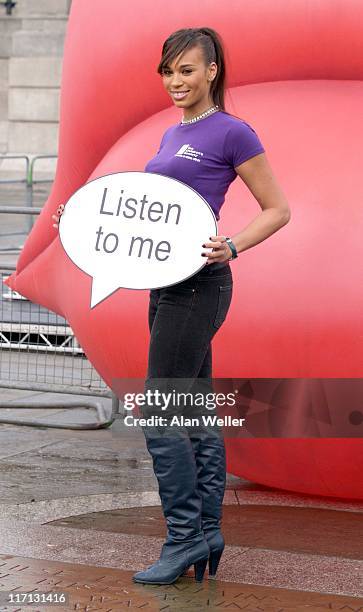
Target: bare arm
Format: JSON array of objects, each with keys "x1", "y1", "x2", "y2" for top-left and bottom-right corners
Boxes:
[{"x1": 203, "y1": 153, "x2": 291, "y2": 263}]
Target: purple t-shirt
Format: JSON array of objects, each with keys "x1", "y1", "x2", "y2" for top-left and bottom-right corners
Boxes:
[{"x1": 144, "y1": 110, "x2": 265, "y2": 220}]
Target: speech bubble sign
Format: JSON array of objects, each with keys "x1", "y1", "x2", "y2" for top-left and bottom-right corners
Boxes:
[{"x1": 59, "y1": 171, "x2": 217, "y2": 308}]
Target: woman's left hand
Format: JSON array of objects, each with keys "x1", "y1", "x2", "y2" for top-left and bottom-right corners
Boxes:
[{"x1": 201, "y1": 235, "x2": 233, "y2": 265}]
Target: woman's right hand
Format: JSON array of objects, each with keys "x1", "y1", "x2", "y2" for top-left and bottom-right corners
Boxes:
[{"x1": 52, "y1": 204, "x2": 65, "y2": 230}]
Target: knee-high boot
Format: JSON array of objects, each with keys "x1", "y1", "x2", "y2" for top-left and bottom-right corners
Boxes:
[
  {"x1": 132, "y1": 426, "x2": 210, "y2": 585},
  {"x1": 188, "y1": 431, "x2": 226, "y2": 579},
  {"x1": 180, "y1": 373, "x2": 226, "y2": 579}
]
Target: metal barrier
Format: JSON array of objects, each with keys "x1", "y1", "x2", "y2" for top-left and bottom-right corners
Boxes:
[
  {"x1": 0, "y1": 154, "x2": 57, "y2": 187},
  {"x1": 0, "y1": 155, "x2": 29, "y2": 185},
  {"x1": 0, "y1": 154, "x2": 57, "y2": 234},
  {"x1": 29, "y1": 155, "x2": 58, "y2": 186},
  {"x1": 0, "y1": 177, "x2": 120, "y2": 429}
]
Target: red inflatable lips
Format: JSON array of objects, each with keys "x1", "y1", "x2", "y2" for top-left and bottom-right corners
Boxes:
[{"x1": 4, "y1": 0, "x2": 363, "y2": 498}]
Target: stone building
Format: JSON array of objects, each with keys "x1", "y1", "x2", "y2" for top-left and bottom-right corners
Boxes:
[{"x1": 0, "y1": 0, "x2": 71, "y2": 175}]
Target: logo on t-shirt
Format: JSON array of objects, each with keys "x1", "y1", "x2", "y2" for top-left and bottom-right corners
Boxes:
[{"x1": 175, "y1": 144, "x2": 204, "y2": 163}]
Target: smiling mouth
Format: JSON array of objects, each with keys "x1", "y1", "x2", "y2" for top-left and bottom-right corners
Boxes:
[{"x1": 171, "y1": 91, "x2": 190, "y2": 99}]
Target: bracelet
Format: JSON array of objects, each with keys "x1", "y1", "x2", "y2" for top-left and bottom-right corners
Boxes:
[{"x1": 225, "y1": 237, "x2": 238, "y2": 260}]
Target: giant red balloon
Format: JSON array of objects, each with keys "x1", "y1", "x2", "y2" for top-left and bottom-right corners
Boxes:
[{"x1": 4, "y1": 0, "x2": 363, "y2": 498}]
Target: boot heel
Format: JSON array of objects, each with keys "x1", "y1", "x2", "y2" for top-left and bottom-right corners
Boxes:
[
  {"x1": 208, "y1": 547, "x2": 224, "y2": 578},
  {"x1": 194, "y1": 557, "x2": 208, "y2": 582}
]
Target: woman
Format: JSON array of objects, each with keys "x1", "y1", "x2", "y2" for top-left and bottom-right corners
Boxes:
[
  {"x1": 131, "y1": 27, "x2": 290, "y2": 586},
  {"x1": 53, "y1": 26, "x2": 290, "y2": 586}
]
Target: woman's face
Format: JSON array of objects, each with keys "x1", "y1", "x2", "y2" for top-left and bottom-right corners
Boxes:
[{"x1": 161, "y1": 44, "x2": 217, "y2": 118}]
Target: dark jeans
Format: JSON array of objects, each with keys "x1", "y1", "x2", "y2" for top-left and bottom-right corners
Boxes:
[{"x1": 141, "y1": 262, "x2": 233, "y2": 434}]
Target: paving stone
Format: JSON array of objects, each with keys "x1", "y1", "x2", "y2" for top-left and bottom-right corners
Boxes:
[
  {"x1": 0, "y1": 392, "x2": 361, "y2": 600},
  {"x1": 47, "y1": 504, "x2": 363, "y2": 560},
  {"x1": 0, "y1": 420, "x2": 154, "y2": 504},
  {"x1": 0, "y1": 550, "x2": 362, "y2": 606}
]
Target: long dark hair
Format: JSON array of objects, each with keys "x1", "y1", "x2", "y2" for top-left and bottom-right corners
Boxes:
[{"x1": 157, "y1": 27, "x2": 241, "y2": 120}]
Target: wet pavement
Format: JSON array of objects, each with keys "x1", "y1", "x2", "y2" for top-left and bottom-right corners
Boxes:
[
  {"x1": 1, "y1": 554, "x2": 362, "y2": 612},
  {"x1": 0, "y1": 389, "x2": 362, "y2": 610},
  {"x1": 49, "y1": 504, "x2": 363, "y2": 560}
]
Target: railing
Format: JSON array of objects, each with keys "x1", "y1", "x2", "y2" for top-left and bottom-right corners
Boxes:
[
  {"x1": 0, "y1": 167, "x2": 120, "y2": 429},
  {"x1": 0, "y1": 155, "x2": 29, "y2": 185},
  {"x1": 0, "y1": 154, "x2": 57, "y2": 232}
]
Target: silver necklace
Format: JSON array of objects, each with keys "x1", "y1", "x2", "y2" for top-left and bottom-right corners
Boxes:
[{"x1": 181, "y1": 105, "x2": 219, "y2": 125}]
